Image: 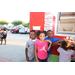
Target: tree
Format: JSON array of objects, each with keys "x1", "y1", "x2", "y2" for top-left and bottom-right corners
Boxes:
[
  {"x1": 11, "y1": 20, "x2": 22, "y2": 26},
  {"x1": 23, "y1": 22, "x2": 29, "y2": 27},
  {"x1": 0, "y1": 20, "x2": 8, "y2": 25}
]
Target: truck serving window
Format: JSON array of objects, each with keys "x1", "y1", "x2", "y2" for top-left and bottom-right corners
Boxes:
[{"x1": 56, "y1": 12, "x2": 75, "y2": 35}]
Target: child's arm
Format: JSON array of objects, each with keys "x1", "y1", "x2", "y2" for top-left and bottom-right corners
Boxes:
[
  {"x1": 47, "y1": 44, "x2": 52, "y2": 51},
  {"x1": 70, "y1": 41, "x2": 75, "y2": 51},
  {"x1": 34, "y1": 45, "x2": 39, "y2": 62},
  {"x1": 52, "y1": 39, "x2": 63, "y2": 46},
  {"x1": 1, "y1": 33, "x2": 3, "y2": 37},
  {"x1": 25, "y1": 48, "x2": 29, "y2": 62},
  {"x1": 64, "y1": 39, "x2": 75, "y2": 51},
  {"x1": 46, "y1": 40, "x2": 52, "y2": 51},
  {"x1": 74, "y1": 43, "x2": 75, "y2": 51},
  {"x1": 25, "y1": 41, "x2": 30, "y2": 62}
]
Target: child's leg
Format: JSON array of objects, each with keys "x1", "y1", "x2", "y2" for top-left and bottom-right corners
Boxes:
[
  {"x1": 1, "y1": 38, "x2": 3, "y2": 44},
  {"x1": 47, "y1": 53, "x2": 51, "y2": 62},
  {"x1": 29, "y1": 58, "x2": 35, "y2": 62},
  {"x1": 4, "y1": 38, "x2": 6, "y2": 44}
]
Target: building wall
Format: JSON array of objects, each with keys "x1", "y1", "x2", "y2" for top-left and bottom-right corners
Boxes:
[{"x1": 30, "y1": 12, "x2": 74, "y2": 57}]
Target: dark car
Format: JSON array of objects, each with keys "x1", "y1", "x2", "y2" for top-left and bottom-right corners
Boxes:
[{"x1": 10, "y1": 28, "x2": 20, "y2": 33}]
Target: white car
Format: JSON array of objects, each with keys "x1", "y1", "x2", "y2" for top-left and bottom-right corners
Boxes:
[
  {"x1": 27, "y1": 28, "x2": 30, "y2": 34},
  {"x1": 19, "y1": 27, "x2": 29, "y2": 34}
]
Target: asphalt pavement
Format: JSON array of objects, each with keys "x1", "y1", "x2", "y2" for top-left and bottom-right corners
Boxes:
[{"x1": 0, "y1": 31, "x2": 29, "y2": 62}]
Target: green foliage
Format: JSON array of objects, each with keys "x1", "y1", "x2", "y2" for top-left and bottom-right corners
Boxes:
[
  {"x1": 0, "y1": 20, "x2": 8, "y2": 25},
  {"x1": 0, "y1": 19, "x2": 30, "y2": 28},
  {"x1": 11, "y1": 20, "x2": 22, "y2": 26},
  {"x1": 23, "y1": 22, "x2": 29, "y2": 27},
  {"x1": 22, "y1": 22, "x2": 26, "y2": 26}
]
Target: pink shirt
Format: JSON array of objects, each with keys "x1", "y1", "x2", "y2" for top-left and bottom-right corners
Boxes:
[{"x1": 34, "y1": 40, "x2": 48, "y2": 59}]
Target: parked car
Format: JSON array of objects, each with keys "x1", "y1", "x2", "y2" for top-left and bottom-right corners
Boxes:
[
  {"x1": 10, "y1": 28, "x2": 20, "y2": 33},
  {"x1": 27, "y1": 28, "x2": 30, "y2": 34},
  {"x1": 4, "y1": 27, "x2": 9, "y2": 30},
  {"x1": 19, "y1": 27, "x2": 29, "y2": 34},
  {"x1": 0, "y1": 27, "x2": 8, "y2": 30}
]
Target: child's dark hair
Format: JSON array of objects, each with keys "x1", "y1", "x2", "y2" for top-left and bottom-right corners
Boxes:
[
  {"x1": 37, "y1": 30, "x2": 47, "y2": 36},
  {"x1": 61, "y1": 41, "x2": 70, "y2": 50},
  {"x1": 47, "y1": 30, "x2": 52, "y2": 33},
  {"x1": 3, "y1": 28, "x2": 6, "y2": 31},
  {"x1": 30, "y1": 30, "x2": 35, "y2": 33}
]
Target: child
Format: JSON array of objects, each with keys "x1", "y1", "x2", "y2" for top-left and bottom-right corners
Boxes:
[
  {"x1": 34, "y1": 31, "x2": 52, "y2": 62},
  {"x1": 45, "y1": 30, "x2": 63, "y2": 61},
  {"x1": 25, "y1": 30, "x2": 38, "y2": 62},
  {"x1": 57, "y1": 39, "x2": 75, "y2": 62}
]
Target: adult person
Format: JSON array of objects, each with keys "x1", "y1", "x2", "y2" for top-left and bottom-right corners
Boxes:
[
  {"x1": 1, "y1": 28, "x2": 7, "y2": 45},
  {"x1": 45, "y1": 30, "x2": 63, "y2": 61}
]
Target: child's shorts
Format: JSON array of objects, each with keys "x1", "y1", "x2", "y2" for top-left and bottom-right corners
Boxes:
[
  {"x1": 29, "y1": 58, "x2": 35, "y2": 62},
  {"x1": 38, "y1": 58, "x2": 47, "y2": 62},
  {"x1": 25, "y1": 58, "x2": 35, "y2": 62}
]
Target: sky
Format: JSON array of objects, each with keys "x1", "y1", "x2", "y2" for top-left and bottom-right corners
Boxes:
[{"x1": 0, "y1": 12, "x2": 30, "y2": 23}]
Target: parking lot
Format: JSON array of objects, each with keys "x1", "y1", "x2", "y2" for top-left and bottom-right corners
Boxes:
[{"x1": 0, "y1": 31, "x2": 29, "y2": 62}]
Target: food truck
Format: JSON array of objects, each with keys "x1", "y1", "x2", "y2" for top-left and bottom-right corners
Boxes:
[{"x1": 30, "y1": 12, "x2": 75, "y2": 62}]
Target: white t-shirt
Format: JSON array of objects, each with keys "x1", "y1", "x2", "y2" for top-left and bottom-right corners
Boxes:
[
  {"x1": 3, "y1": 31, "x2": 7, "y2": 35},
  {"x1": 57, "y1": 47, "x2": 74, "y2": 62}
]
